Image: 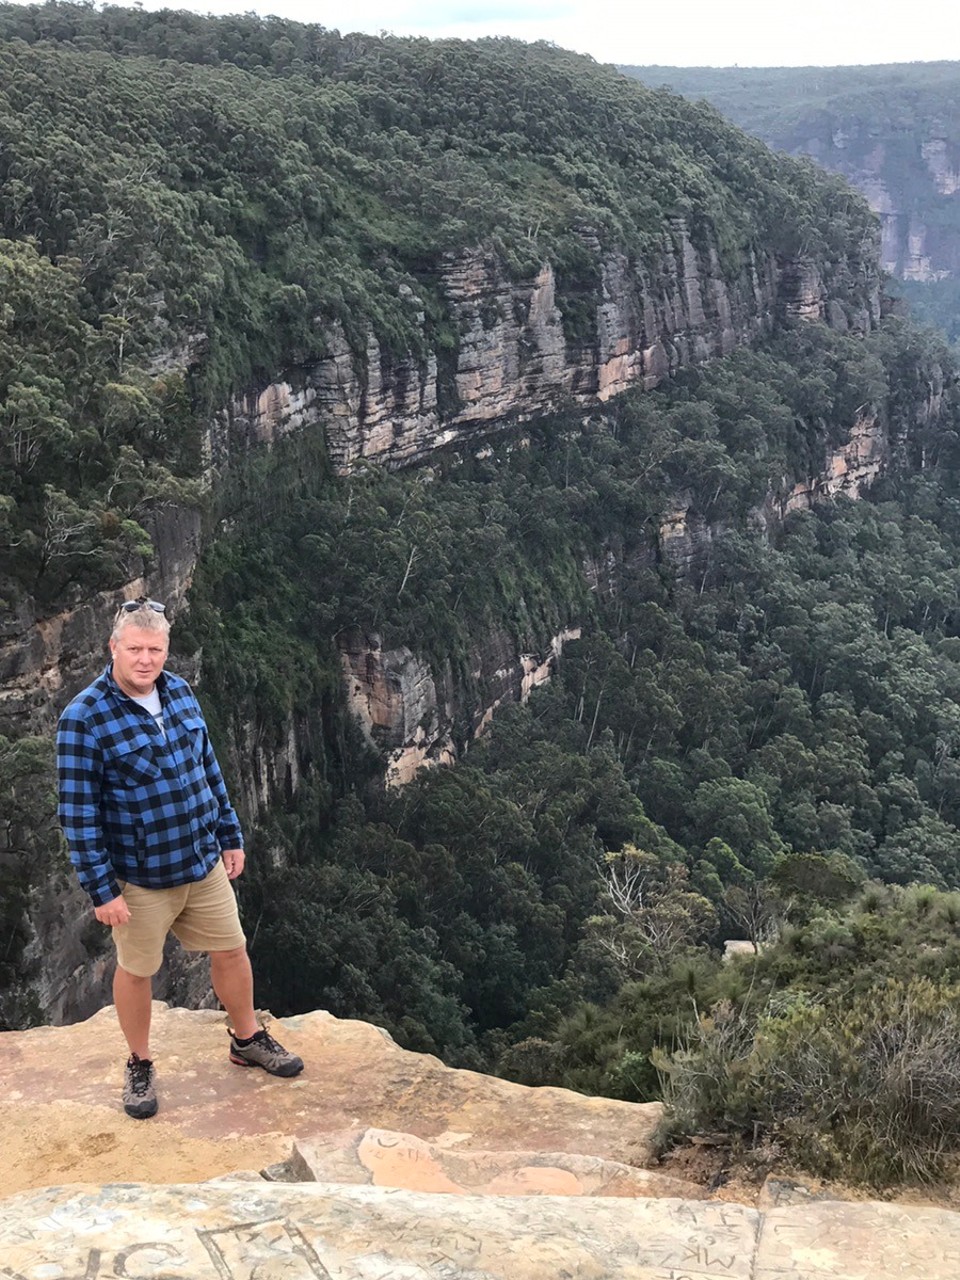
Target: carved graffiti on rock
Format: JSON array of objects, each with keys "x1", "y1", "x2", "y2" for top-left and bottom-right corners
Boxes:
[{"x1": 198, "y1": 1219, "x2": 333, "y2": 1280}]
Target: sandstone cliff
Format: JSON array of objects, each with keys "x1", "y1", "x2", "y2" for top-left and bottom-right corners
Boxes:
[
  {"x1": 212, "y1": 224, "x2": 877, "y2": 477},
  {"x1": 808, "y1": 139, "x2": 960, "y2": 284},
  {"x1": 0, "y1": 216, "x2": 874, "y2": 744},
  {"x1": 335, "y1": 408, "x2": 894, "y2": 780},
  {"x1": 621, "y1": 66, "x2": 960, "y2": 290}
]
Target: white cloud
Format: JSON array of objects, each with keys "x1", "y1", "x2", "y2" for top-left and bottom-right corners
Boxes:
[
  {"x1": 15, "y1": 0, "x2": 958, "y2": 66},
  {"x1": 301, "y1": 0, "x2": 960, "y2": 65}
]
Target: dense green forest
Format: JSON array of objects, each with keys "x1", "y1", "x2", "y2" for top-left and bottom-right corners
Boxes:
[
  {"x1": 182, "y1": 316, "x2": 960, "y2": 1186},
  {"x1": 0, "y1": 4, "x2": 880, "y2": 607},
  {"x1": 622, "y1": 61, "x2": 960, "y2": 341},
  {"x1": 5, "y1": 3, "x2": 960, "y2": 1189}
]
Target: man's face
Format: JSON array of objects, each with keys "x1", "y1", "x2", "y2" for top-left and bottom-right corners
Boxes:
[{"x1": 109, "y1": 626, "x2": 169, "y2": 698}]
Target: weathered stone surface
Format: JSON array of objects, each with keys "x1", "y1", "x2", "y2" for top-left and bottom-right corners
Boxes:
[
  {"x1": 5, "y1": 1180, "x2": 960, "y2": 1279},
  {"x1": 290, "y1": 1126, "x2": 703, "y2": 1198},
  {"x1": 780, "y1": 412, "x2": 888, "y2": 514},
  {"x1": 338, "y1": 625, "x2": 581, "y2": 788},
  {"x1": 0, "y1": 1182, "x2": 760, "y2": 1280},
  {"x1": 762, "y1": 132, "x2": 960, "y2": 285},
  {"x1": 666, "y1": 411, "x2": 893, "y2": 566},
  {"x1": 6, "y1": 1006, "x2": 960, "y2": 1278},
  {"x1": 0, "y1": 1003, "x2": 660, "y2": 1197},
  {"x1": 339, "y1": 629, "x2": 457, "y2": 787}
]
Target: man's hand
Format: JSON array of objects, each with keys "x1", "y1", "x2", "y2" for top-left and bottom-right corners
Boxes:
[
  {"x1": 94, "y1": 895, "x2": 130, "y2": 927},
  {"x1": 222, "y1": 848, "x2": 245, "y2": 880}
]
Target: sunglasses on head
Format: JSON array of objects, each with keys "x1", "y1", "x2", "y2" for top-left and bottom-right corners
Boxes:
[{"x1": 116, "y1": 597, "x2": 166, "y2": 617}]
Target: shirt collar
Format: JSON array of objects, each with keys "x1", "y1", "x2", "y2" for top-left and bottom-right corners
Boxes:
[{"x1": 102, "y1": 663, "x2": 169, "y2": 703}]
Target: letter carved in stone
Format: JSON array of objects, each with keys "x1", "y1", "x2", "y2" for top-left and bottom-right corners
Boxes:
[{"x1": 197, "y1": 1219, "x2": 333, "y2": 1280}]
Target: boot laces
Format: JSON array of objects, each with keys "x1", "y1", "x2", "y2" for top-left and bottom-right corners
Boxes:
[{"x1": 127, "y1": 1054, "x2": 153, "y2": 1095}]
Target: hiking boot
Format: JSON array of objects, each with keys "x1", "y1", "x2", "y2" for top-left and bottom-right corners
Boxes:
[
  {"x1": 122, "y1": 1053, "x2": 158, "y2": 1119},
  {"x1": 229, "y1": 1026, "x2": 303, "y2": 1077}
]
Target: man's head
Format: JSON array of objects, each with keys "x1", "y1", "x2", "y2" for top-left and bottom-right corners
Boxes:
[{"x1": 109, "y1": 600, "x2": 170, "y2": 698}]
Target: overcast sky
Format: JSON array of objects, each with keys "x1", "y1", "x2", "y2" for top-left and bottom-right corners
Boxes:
[{"x1": 98, "y1": 0, "x2": 959, "y2": 67}]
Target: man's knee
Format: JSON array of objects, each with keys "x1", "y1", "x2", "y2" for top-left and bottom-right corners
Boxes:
[
  {"x1": 115, "y1": 962, "x2": 158, "y2": 983},
  {"x1": 210, "y1": 943, "x2": 249, "y2": 964}
]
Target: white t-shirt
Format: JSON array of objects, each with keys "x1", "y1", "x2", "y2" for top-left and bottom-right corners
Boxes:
[{"x1": 131, "y1": 687, "x2": 165, "y2": 738}]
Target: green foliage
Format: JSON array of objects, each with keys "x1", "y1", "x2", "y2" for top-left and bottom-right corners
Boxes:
[
  {"x1": 0, "y1": 237, "x2": 202, "y2": 603},
  {"x1": 0, "y1": 734, "x2": 57, "y2": 1028},
  {"x1": 0, "y1": 2, "x2": 880, "y2": 602},
  {"x1": 658, "y1": 976, "x2": 960, "y2": 1186}
]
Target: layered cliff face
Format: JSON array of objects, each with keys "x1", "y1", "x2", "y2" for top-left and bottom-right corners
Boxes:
[
  {"x1": 773, "y1": 142, "x2": 960, "y2": 285},
  {"x1": 807, "y1": 138, "x2": 960, "y2": 284},
  {"x1": 211, "y1": 224, "x2": 876, "y2": 477},
  {"x1": 0, "y1": 219, "x2": 858, "y2": 741},
  {"x1": 338, "y1": 410, "x2": 898, "y2": 771}
]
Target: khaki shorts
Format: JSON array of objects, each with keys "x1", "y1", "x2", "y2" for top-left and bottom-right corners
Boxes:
[{"x1": 113, "y1": 858, "x2": 246, "y2": 977}]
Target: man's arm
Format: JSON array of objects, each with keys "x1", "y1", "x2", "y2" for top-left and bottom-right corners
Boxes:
[{"x1": 56, "y1": 711, "x2": 123, "y2": 908}]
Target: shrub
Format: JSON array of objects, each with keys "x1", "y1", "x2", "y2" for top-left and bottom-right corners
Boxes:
[{"x1": 657, "y1": 977, "x2": 960, "y2": 1187}]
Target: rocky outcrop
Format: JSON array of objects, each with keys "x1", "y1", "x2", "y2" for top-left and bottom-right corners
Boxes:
[
  {"x1": 657, "y1": 410, "x2": 889, "y2": 570},
  {"x1": 1, "y1": 1002, "x2": 661, "y2": 1196},
  {"x1": 339, "y1": 626, "x2": 581, "y2": 788},
  {"x1": 339, "y1": 630, "x2": 457, "y2": 788},
  {"x1": 210, "y1": 224, "x2": 876, "y2": 477},
  {"x1": 809, "y1": 151, "x2": 960, "y2": 283},
  {"x1": 13, "y1": 1181, "x2": 960, "y2": 1280},
  {"x1": 856, "y1": 176, "x2": 959, "y2": 283},
  {"x1": 778, "y1": 411, "x2": 887, "y2": 515},
  {"x1": 5, "y1": 1004, "x2": 960, "y2": 1279},
  {"x1": 338, "y1": 401, "x2": 893, "y2": 777},
  {"x1": 745, "y1": 127, "x2": 957, "y2": 284},
  {"x1": 0, "y1": 212, "x2": 876, "y2": 741},
  {"x1": 623, "y1": 69, "x2": 960, "y2": 291}
]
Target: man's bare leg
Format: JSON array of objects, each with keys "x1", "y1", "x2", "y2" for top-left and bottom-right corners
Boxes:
[
  {"x1": 210, "y1": 944, "x2": 259, "y2": 1039},
  {"x1": 113, "y1": 966, "x2": 153, "y2": 1059}
]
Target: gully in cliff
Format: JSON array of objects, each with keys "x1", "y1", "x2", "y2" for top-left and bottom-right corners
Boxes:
[{"x1": 55, "y1": 598, "x2": 303, "y2": 1118}]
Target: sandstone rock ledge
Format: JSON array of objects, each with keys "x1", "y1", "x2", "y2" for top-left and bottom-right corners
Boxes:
[
  {"x1": 6, "y1": 1181, "x2": 960, "y2": 1279},
  {"x1": 3, "y1": 1004, "x2": 960, "y2": 1278}
]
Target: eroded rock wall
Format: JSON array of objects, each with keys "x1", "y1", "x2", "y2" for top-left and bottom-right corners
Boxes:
[
  {"x1": 761, "y1": 131, "x2": 960, "y2": 285},
  {"x1": 339, "y1": 626, "x2": 582, "y2": 789},
  {"x1": 211, "y1": 224, "x2": 877, "y2": 476}
]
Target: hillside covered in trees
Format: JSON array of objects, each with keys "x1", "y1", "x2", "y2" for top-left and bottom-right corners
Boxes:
[
  {"x1": 4, "y1": 3, "x2": 960, "y2": 1189},
  {"x1": 622, "y1": 61, "x2": 960, "y2": 340}
]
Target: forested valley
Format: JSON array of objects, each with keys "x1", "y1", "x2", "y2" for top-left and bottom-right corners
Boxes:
[
  {"x1": 4, "y1": 2, "x2": 960, "y2": 1190},
  {"x1": 623, "y1": 60, "x2": 960, "y2": 342}
]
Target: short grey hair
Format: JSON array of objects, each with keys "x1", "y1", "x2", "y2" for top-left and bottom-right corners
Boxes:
[{"x1": 111, "y1": 606, "x2": 171, "y2": 643}]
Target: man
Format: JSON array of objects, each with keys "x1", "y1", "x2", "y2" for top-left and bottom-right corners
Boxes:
[{"x1": 57, "y1": 597, "x2": 302, "y2": 1119}]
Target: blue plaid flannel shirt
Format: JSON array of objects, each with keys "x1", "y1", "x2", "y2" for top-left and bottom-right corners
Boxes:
[{"x1": 57, "y1": 665, "x2": 244, "y2": 907}]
